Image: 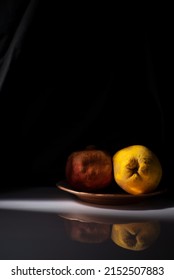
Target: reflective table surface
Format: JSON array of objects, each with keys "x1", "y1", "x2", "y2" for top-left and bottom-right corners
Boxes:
[{"x1": 0, "y1": 186, "x2": 174, "y2": 260}]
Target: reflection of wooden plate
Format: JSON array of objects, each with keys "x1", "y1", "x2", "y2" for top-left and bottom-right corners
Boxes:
[
  {"x1": 56, "y1": 181, "x2": 167, "y2": 206},
  {"x1": 58, "y1": 213, "x2": 144, "y2": 224},
  {"x1": 58, "y1": 213, "x2": 113, "y2": 224}
]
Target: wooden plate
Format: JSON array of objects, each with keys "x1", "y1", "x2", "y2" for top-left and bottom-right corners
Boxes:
[{"x1": 56, "y1": 181, "x2": 167, "y2": 206}]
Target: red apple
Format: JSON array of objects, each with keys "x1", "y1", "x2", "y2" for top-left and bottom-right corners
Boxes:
[{"x1": 65, "y1": 147, "x2": 113, "y2": 192}]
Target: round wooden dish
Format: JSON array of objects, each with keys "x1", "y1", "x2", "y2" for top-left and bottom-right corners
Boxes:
[{"x1": 56, "y1": 181, "x2": 167, "y2": 206}]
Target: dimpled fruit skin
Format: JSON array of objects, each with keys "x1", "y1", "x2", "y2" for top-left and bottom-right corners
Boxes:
[
  {"x1": 65, "y1": 149, "x2": 113, "y2": 192},
  {"x1": 111, "y1": 221, "x2": 160, "y2": 251},
  {"x1": 112, "y1": 145, "x2": 163, "y2": 195}
]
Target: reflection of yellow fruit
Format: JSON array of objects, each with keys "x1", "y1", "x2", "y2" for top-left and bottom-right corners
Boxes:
[
  {"x1": 111, "y1": 221, "x2": 160, "y2": 251},
  {"x1": 113, "y1": 145, "x2": 162, "y2": 195}
]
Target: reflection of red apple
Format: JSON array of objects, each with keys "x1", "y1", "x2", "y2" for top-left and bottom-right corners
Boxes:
[
  {"x1": 65, "y1": 147, "x2": 113, "y2": 192},
  {"x1": 111, "y1": 221, "x2": 160, "y2": 251},
  {"x1": 64, "y1": 220, "x2": 111, "y2": 243}
]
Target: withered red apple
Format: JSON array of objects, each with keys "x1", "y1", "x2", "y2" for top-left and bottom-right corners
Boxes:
[{"x1": 65, "y1": 147, "x2": 113, "y2": 192}]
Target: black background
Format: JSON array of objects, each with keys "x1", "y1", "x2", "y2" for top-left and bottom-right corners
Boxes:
[{"x1": 0, "y1": 1, "x2": 173, "y2": 194}]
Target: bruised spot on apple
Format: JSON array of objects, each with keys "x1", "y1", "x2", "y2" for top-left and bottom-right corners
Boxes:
[
  {"x1": 65, "y1": 147, "x2": 113, "y2": 192},
  {"x1": 113, "y1": 145, "x2": 163, "y2": 195}
]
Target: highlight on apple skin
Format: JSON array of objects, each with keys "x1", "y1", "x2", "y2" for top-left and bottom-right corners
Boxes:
[
  {"x1": 65, "y1": 147, "x2": 113, "y2": 192},
  {"x1": 112, "y1": 145, "x2": 163, "y2": 195}
]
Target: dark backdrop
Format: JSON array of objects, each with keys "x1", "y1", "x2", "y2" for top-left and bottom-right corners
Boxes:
[{"x1": 0, "y1": 1, "x2": 173, "y2": 194}]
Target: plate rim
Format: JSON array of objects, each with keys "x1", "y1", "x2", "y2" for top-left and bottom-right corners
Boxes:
[{"x1": 56, "y1": 181, "x2": 167, "y2": 199}]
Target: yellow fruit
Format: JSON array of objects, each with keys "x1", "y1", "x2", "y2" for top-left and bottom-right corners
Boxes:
[
  {"x1": 111, "y1": 221, "x2": 160, "y2": 251},
  {"x1": 113, "y1": 145, "x2": 162, "y2": 195}
]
